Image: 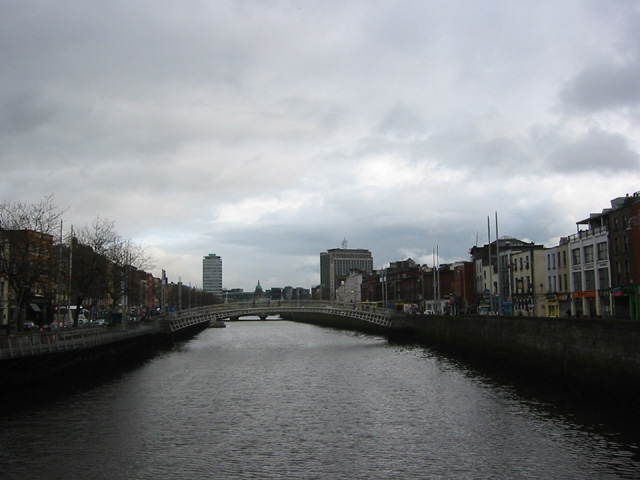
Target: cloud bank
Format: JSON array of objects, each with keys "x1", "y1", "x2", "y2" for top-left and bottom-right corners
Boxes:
[{"x1": 1, "y1": 0, "x2": 639, "y2": 290}]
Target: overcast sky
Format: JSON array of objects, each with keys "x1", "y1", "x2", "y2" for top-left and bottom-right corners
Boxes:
[{"x1": 1, "y1": 1, "x2": 639, "y2": 291}]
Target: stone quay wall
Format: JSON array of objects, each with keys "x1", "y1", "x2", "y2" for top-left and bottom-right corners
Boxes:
[
  {"x1": 407, "y1": 315, "x2": 640, "y2": 392},
  {"x1": 289, "y1": 311, "x2": 640, "y2": 395}
]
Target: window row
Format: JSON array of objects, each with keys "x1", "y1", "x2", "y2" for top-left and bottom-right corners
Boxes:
[
  {"x1": 571, "y1": 268, "x2": 610, "y2": 291},
  {"x1": 570, "y1": 242, "x2": 608, "y2": 266}
]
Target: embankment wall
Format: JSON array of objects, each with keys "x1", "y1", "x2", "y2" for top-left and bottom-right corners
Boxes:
[
  {"x1": 408, "y1": 315, "x2": 640, "y2": 393},
  {"x1": 290, "y1": 312, "x2": 640, "y2": 395}
]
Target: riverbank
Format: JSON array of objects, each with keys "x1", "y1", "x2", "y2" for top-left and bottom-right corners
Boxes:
[
  {"x1": 0, "y1": 321, "x2": 209, "y2": 393},
  {"x1": 287, "y1": 311, "x2": 640, "y2": 399}
]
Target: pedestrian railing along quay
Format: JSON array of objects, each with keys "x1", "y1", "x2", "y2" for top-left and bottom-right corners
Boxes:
[{"x1": 0, "y1": 324, "x2": 156, "y2": 360}]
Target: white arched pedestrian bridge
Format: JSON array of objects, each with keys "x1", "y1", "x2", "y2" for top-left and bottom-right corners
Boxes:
[
  {"x1": 0, "y1": 302, "x2": 403, "y2": 361},
  {"x1": 157, "y1": 301, "x2": 400, "y2": 334}
]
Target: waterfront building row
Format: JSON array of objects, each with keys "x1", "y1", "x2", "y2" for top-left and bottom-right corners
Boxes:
[
  {"x1": 0, "y1": 230, "x2": 220, "y2": 330},
  {"x1": 322, "y1": 191, "x2": 640, "y2": 320}
]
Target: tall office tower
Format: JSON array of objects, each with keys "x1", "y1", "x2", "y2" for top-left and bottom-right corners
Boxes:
[
  {"x1": 320, "y1": 247, "x2": 374, "y2": 300},
  {"x1": 203, "y1": 254, "x2": 223, "y2": 298}
]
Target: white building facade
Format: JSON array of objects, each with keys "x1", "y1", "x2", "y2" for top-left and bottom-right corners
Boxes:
[{"x1": 568, "y1": 225, "x2": 611, "y2": 318}]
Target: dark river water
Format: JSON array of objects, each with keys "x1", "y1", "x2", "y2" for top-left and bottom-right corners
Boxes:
[{"x1": 2, "y1": 320, "x2": 640, "y2": 479}]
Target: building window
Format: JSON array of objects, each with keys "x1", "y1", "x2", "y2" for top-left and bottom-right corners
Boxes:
[
  {"x1": 563, "y1": 251, "x2": 567, "y2": 267},
  {"x1": 616, "y1": 262, "x2": 622, "y2": 284},
  {"x1": 597, "y1": 242, "x2": 608, "y2": 261},
  {"x1": 573, "y1": 271, "x2": 582, "y2": 291},
  {"x1": 572, "y1": 248, "x2": 581, "y2": 265},
  {"x1": 624, "y1": 235, "x2": 629, "y2": 252},
  {"x1": 584, "y1": 270, "x2": 595, "y2": 290},
  {"x1": 598, "y1": 268, "x2": 609, "y2": 290},
  {"x1": 583, "y1": 245, "x2": 594, "y2": 264},
  {"x1": 626, "y1": 261, "x2": 631, "y2": 283}
]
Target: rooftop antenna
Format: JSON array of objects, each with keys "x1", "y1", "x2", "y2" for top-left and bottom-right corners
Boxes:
[{"x1": 342, "y1": 238, "x2": 348, "y2": 249}]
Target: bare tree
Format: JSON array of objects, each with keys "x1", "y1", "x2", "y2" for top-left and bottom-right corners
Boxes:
[
  {"x1": 71, "y1": 217, "x2": 119, "y2": 309},
  {"x1": 76, "y1": 216, "x2": 120, "y2": 257},
  {"x1": 69, "y1": 216, "x2": 155, "y2": 319},
  {"x1": 0, "y1": 195, "x2": 66, "y2": 330}
]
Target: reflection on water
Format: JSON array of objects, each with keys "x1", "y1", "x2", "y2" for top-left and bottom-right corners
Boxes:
[{"x1": 1, "y1": 320, "x2": 639, "y2": 480}]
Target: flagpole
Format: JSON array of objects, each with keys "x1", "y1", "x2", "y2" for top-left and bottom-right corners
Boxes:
[
  {"x1": 436, "y1": 245, "x2": 440, "y2": 312},
  {"x1": 487, "y1": 216, "x2": 493, "y2": 314},
  {"x1": 68, "y1": 224, "x2": 73, "y2": 325},
  {"x1": 495, "y1": 211, "x2": 500, "y2": 314}
]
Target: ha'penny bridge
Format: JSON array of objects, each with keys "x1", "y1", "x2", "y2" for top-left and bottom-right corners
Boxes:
[
  {"x1": 0, "y1": 301, "x2": 401, "y2": 363},
  {"x1": 158, "y1": 301, "x2": 401, "y2": 335}
]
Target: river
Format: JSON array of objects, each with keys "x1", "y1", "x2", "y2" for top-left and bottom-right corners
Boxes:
[{"x1": 1, "y1": 320, "x2": 639, "y2": 479}]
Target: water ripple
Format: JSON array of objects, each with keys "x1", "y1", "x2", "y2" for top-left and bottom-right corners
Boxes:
[{"x1": 1, "y1": 321, "x2": 639, "y2": 480}]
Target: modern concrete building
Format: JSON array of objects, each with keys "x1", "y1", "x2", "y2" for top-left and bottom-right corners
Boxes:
[
  {"x1": 320, "y1": 247, "x2": 373, "y2": 301},
  {"x1": 202, "y1": 254, "x2": 222, "y2": 298}
]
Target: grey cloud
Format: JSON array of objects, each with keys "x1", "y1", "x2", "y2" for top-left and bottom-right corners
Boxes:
[
  {"x1": 0, "y1": 93, "x2": 56, "y2": 137},
  {"x1": 1, "y1": 1, "x2": 639, "y2": 291},
  {"x1": 376, "y1": 105, "x2": 427, "y2": 140},
  {"x1": 560, "y1": 60, "x2": 640, "y2": 113},
  {"x1": 546, "y1": 128, "x2": 639, "y2": 172}
]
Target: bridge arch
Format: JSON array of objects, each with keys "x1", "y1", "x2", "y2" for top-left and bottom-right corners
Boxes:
[{"x1": 157, "y1": 301, "x2": 399, "y2": 334}]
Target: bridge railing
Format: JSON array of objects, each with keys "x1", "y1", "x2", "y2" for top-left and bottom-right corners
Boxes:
[
  {"x1": 158, "y1": 300, "x2": 394, "y2": 318},
  {"x1": 155, "y1": 300, "x2": 397, "y2": 330}
]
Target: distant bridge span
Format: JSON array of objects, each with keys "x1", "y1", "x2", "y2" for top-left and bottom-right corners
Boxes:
[
  {"x1": 157, "y1": 301, "x2": 400, "y2": 333},
  {"x1": 0, "y1": 302, "x2": 402, "y2": 362}
]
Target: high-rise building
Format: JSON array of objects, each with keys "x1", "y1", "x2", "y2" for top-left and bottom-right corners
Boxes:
[
  {"x1": 320, "y1": 247, "x2": 373, "y2": 300},
  {"x1": 203, "y1": 254, "x2": 222, "y2": 298}
]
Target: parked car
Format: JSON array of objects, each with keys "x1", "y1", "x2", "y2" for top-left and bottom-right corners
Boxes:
[
  {"x1": 23, "y1": 322, "x2": 38, "y2": 332},
  {"x1": 91, "y1": 319, "x2": 105, "y2": 326}
]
